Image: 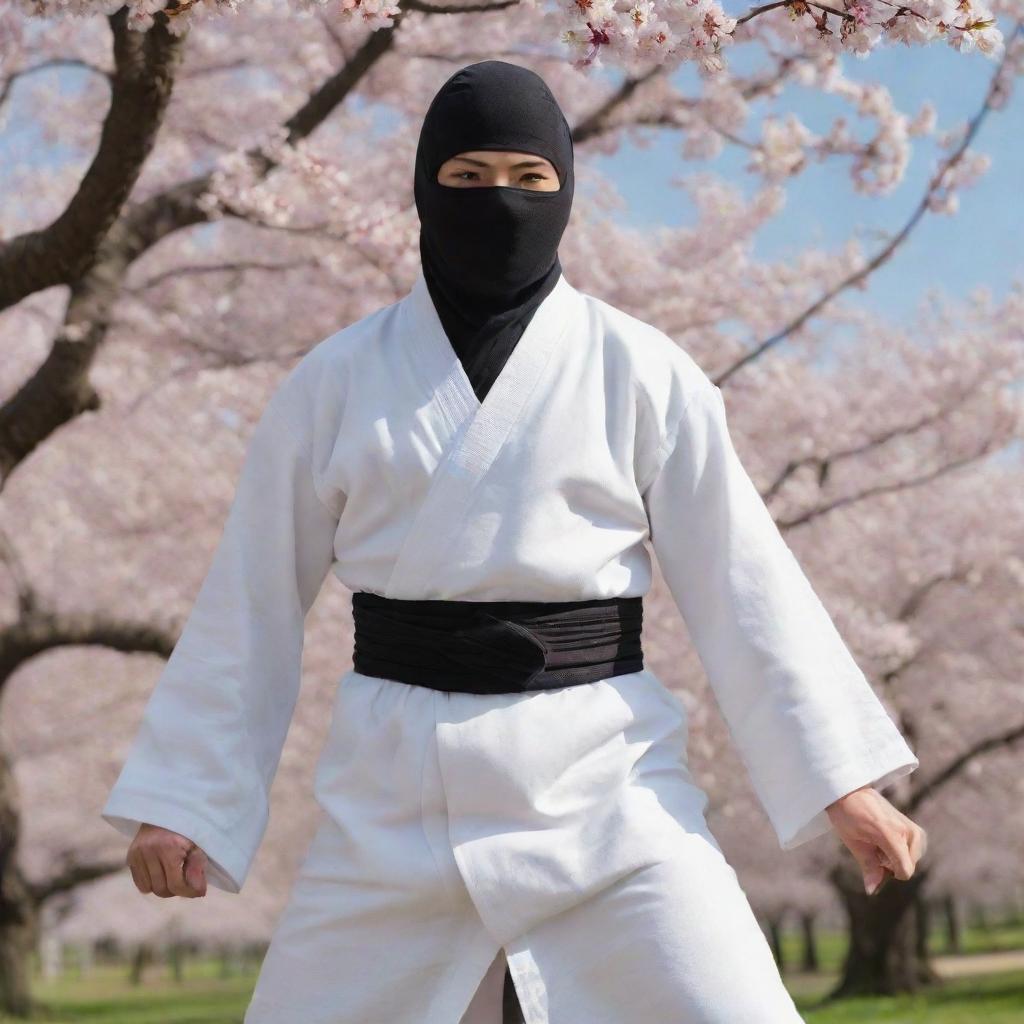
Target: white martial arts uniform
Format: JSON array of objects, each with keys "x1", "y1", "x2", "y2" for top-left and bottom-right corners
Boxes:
[{"x1": 102, "y1": 269, "x2": 919, "y2": 1023}]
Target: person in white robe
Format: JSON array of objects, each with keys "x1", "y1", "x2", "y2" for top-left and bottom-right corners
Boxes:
[{"x1": 102, "y1": 60, "x2": 925, "y2": 1024}]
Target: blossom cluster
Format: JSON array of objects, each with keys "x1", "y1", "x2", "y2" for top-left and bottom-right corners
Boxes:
[{"x1": 12, "y1": 0, "x2": 1007, "y2": 68}]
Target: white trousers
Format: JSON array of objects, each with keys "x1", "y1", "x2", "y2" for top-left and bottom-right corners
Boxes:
[{"x1": 243, "y1": 669, "x2": 805, "y2": 1023}]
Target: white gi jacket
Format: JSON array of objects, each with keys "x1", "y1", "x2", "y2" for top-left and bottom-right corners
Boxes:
[{"x1": 102, "y1": 268, "x2": 917, "y2": 932}]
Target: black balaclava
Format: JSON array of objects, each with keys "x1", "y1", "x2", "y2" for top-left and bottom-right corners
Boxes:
[{"x1": 413, "y1": 60, "x2": 575, "y2": 404}]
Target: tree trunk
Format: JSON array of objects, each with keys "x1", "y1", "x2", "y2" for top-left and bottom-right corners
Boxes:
[
  {"x1": 169, "y1": 940, "x2": 184, "y2": 982},
  {"x1": 766, "y1": 915, "x2": 786, "y2": 971},
  {"x1": 914, "y1": 890, "x2": 930, "y2": 961},
  {"x1": 824, "y1": 853, "x2": 939, "y2": 998},
  {"x1": 129, "y1": 943, "x2": 151, "y2": 986},
  {"x1": 970, "y1": 902, "x2": 989, "y2": 930},
  {"x1": 799, "y1": 911, "x2": 819, "y2": 972},
  {"x1": 999, "y1": 895, "x2": 1021, "y2": 927},
  {"x1": 219, "y1": 942, "x2": 232, "y2": 979},
  {"x1": 0, "y1": 745, "x2": 38, "y2": 1018},
  {"x1": 941, "y1": 894, "x2": 960, "y2": 951}
]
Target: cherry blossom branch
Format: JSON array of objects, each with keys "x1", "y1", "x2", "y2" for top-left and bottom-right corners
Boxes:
[
  {"x1": 776, "y1": 428, "x2": 1007, "y2": 531},
  {"x1": 906, "y1": 719, "x2": 1024, "y2": 815},
  {"x1": 18, "y1": 0, "x2": 1006, "y2": 71},
  {"x1": 178, "y1": 124, "x2": 237, "y2": 151},
  {"x1": 115, "y1": 340, "x2": 316, "y2": 421},
  {"x1": 894, "y1": 565, "x2": 970, "y2": 622},
  {"x1": 401, "y1": 0, "x2": 520, "y2": 11},
  {"x1": 116, "y1": 14, "x2": 402, "y2": 257},
  {"x1": 712, "y1": 23, "x2": 1021, "y2": 387},
  {"x1": 762, "y1": 383, "x2": 981, "y2": 502},
  {"x1": 571, "y1": 52, "x2": 804, "y2": 150},
  {"x1": 854, "y1": 566, "x2": 971, "y2": 814},
  {"x1": 414, "y1": 49, "x2": 537, "y2": 62},
  {"x1": 0, "y1": 609, "x2": 176, "y2": 690},
  {"x1": 0, "y1": 528, "x2": 33, "y2": 616},
  {"x1": 0, "y1": 58, "x2": 111, "y2": 114},
  {"x1": 180, "y1": 57, "x2": 248, "y2": 78},
  {"x1": 571, "y1": 65, "x2": 664, "y2": 144},
  {"x1": 127, "y1": 257, "x2": 321, "y2": 293},
  {"x1": 0, "y1": 12, "x2": 401, "y2": 492},
  {"x1": 214, "y1": 197, "x2": 413, "y2": 246},
  {"x1": 28, "y1": 859, "x2": 127, "y2": 905},
  {"x1": 734, "y1": 0, "x2": 853, "y2": 29},
  {"x1": 0, "y1": 9, "x2": 184, "y2": 312}
]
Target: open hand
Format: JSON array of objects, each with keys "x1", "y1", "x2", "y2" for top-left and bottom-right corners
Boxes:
[
  {"x1": 126, "y1": 823, "x2": 208, "y2": 898},
  {"x1": 826, "y1": 784, "x2": 927, "y2": 895}
]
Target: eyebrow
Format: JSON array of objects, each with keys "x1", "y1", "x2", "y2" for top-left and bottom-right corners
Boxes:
[{"x1": 449, "y1": 156, "x2": 551, "y2": 169}]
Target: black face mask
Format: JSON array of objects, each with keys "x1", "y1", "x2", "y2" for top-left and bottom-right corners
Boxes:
[{"x1": 413, "y1": 60, "x2": 575, "y2": 403}]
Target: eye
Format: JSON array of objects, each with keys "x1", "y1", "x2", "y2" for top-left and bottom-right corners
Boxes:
[{"x1": 455, "y1": 170, "x2": 479, "y2": 180}]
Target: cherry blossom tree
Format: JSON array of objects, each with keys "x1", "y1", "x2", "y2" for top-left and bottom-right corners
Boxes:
[
  {"x1": 685, "y1": 292, "x2": 1024, "y2": 996},
  {"x1": 1, "y1": 0, "x2": 1021, "y2": 1016}
]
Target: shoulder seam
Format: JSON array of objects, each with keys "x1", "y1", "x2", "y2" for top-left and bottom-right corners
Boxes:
[
  {"x1": 264, "y1": 395, "x2": 345, "y2": 519},
  {"x1": 637, "y1": 378, "x2": 718, "y2": 495}
]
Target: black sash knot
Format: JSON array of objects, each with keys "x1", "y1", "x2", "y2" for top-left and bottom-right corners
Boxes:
[{"x1": 351, "y1": 591, "x2": 644, "y2": 695}]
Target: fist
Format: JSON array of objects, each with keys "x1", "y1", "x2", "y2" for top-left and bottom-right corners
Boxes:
[
  {"x1": 827, "y1": 784, "x2": 928, "y2": 895},
  {"x1": 126, "y1": 823, "x2": 208, "y2": 898}
]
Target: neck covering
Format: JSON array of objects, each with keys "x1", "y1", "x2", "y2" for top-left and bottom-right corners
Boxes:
[{"x1": 413, "y1": 60, "x2": 575, "y2": 403}]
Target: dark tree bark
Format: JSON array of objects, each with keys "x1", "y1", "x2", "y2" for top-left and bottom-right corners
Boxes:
[
  {"x1": 825, "y1": 853, "x2": 939, "y2": 998},
  {"x1": 0, "y1": 747, "x2": 37, "y2": 1018},
  {"x1": 799, "y1": 910, "x2": 820, "y2": 972},
  {"x1": 970, "y1": 903, "x2": 990, "y2": 931},
  {"x1": 0, "y1": 733, "x2": 123, "y2": 1019},
  {"x1": 218, "y1": 943, "x2": 232, "y2": 979},
  {"x1": 0, "y1": 13, "x2": 401, "y2": 491},
  {"x1": 941, "y1": 892, "x2": 962, "y2": 953},
  {"x1": 0, "y1": 8, "x2": 185, "y2": 312},
  {"x1": 914, "y1": 890, "x2": 931, "y2": 961},
  {"x1": 169, "y1": 940, "x2": 184, "y2": 982},
  {"x1": 129, "y1": 943, "x2": 152, "y2": 986},
  {"x1": 0, "y1": 579, "x2": 175, "y2": 1016},
  {"x1": 766, "y1": 914, "x2": 787, "y2": 971}
]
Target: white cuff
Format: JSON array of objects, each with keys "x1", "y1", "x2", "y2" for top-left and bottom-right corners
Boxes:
[
  {"x1": 100, "y1": 790, "x2": 252, "y2": 893},
  {"x1": 777, "y1": 738, "x2": 920, "y2": 851}
]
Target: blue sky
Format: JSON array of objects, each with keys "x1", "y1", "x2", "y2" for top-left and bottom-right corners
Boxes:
[{"x1": 588, "y1": 34, "x2": 1023, "y2": 327}]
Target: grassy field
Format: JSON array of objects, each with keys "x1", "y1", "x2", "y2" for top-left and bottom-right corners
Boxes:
[
  {"x1": 8, "y1": 968, "x2": 1022, "y2": 1023},
  {"x1": 777, "y1": 921, "x2": 1024, "y2": 974},
  {"x1": 7, "y1": 924, "x2": 1022, "y2": 1023},
  {"x1": 793, "y1": 969, "x2": 1024, "y2": 1023}
]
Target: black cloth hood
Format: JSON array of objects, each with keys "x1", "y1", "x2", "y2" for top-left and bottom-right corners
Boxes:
[{"x1": 413, "y1": 60, "x2": 575, "y2": 403}]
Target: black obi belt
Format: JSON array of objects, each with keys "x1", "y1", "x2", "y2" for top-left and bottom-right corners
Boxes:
[{"x1": 351, "y1": 591, "x2": 644, "y2": 695}]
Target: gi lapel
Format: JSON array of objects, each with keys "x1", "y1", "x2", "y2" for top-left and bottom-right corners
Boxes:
[{"x1": 384, "y1": 269, "x2": 577, "y2": 598}]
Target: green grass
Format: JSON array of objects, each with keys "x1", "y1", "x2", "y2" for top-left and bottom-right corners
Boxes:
[
  {"x1": 7, "y1": 967, "x2": 252, "y2": 1023},
  {"x1": 11, "y1": 970, "x2": 1024, "y2": 1023},
  {"x1": 777, "y1": 921, "x2": 1024, "y2": 975},
  {"x1": 795, "y1": 969, "x2": 1024, "y2": 1023},
  {"x1": 958, "y1": 924, "x2": 1024, "y2": 955},
  {"x1": 7, "y1": 938, "x2": 1022, "y2": 1023}
]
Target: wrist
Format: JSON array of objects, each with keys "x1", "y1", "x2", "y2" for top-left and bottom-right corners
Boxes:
[{"x1": 826, "y1": 783, "x2": 873, "y2": 814}]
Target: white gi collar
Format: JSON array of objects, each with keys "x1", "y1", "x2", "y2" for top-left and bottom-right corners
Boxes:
[
  {"x1": 402, "y1": 267, "x2": 577, "y2": 432},
  {"x1": 385, "y1": 268, "x2": 580, "y2": 597}
]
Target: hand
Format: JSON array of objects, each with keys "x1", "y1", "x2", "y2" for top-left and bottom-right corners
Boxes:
[
  {"x1": 826, "y1": 784, "x2": 927, "y2": 895},
  {"x1": 126, "y1": 823, "x2": 208, "y2": 898}
]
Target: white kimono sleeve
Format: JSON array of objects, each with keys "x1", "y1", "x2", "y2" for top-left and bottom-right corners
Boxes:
[
  {"x1": 101, "y1": 387, "x2": 342, "y2": 893},
  {"x1": 641, "y1": 379, "x2": 919, "y2": 850}
]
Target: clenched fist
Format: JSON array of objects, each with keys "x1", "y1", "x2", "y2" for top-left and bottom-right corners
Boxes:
[
  {"x1": 826, "y1": 784, "x2": 927, "y2": 895},
  {"x1": 127, "y1": 823, "x2": 209, "y2": 898}
]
